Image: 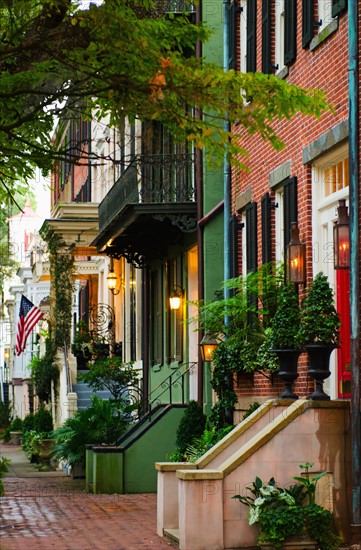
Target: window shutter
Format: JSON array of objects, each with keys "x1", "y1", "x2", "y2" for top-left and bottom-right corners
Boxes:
[
  {"x1": 302, "y1": 0, "x2": 314, "y2": 48},
  {"x1": 262, "y1": 0, "x2": 272, "y2": 74},
  {"x1": 283, "y1": 177, "x2": 298, "y2": 255},
  {"x1": 261, "y1": 193, "x2": 272, "y2": 264},
  {"x1": 246, "y1": 0, "x2": 257, "y2": 72},
  {"x1": 284, "y1": 0, "x2": 297, "y2": 65},
  {"x1": 230, "y1": 214, "x2": 239, "y2": 278},
  {"x1": 228, "y1": 1, "x2": 237, "y2": 70},
  {"x1": 332, "y1": 0, "x2": 347, "y2": 18},
  {"x1": 151, "y1": 269, "x2": 164, "y2": 365},
  {"x1": 246, "y1": 202, "x2": 258, "y2": 273}
]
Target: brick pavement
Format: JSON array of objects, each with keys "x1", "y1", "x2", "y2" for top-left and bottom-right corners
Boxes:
[{"x1": 0, "y1": 443, "x2": 175, "y2": 550}]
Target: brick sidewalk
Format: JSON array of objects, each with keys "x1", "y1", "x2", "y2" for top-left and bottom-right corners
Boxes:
[{"x1": 0, "y1": 443, "x2": 175, "y2": 550}]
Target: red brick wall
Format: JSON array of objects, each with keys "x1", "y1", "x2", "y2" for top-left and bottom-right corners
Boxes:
[{"x1": 231, "y1": 2, "x2": 350, "y2": 399}]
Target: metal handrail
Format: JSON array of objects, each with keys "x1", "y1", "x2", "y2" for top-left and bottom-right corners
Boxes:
[
  {"x1": 146, "y1": 361, "x2": 196, "y2": 418},
  {"x1": 63, "y1": 340, "x2": 72, "y2": 394}
]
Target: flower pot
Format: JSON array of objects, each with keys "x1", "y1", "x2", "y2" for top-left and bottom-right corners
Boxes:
[
  {"x1": 10, "y1": 431, "x2": 22, "y2": 445},
  {"x1": 38, "y1": 439, "x2": 54, "y2": 465},
  {"x1": 260, "y1": 534, "x2": 317, "y2": 549},
  {"x1": 270, "y1": 349, "x2": 302, "y2": 400},
  {"x1": 305, "y1": 344, "x2": 335, "y2": 400}
]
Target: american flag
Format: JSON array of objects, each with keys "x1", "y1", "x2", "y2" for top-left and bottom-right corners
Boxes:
[{"x1": 15, "y1": 296, "x2": 44, "y2": 356}]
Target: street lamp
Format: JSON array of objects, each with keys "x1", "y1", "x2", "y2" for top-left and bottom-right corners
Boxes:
[
  {"x1": 286, "y1": 222, "x2": 306, "y2": 284},
  {"x1": 333, "y1": 199, "x2": 350, "y2": 269}
]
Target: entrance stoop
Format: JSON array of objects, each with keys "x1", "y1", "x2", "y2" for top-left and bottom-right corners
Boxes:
[{"x1": 156, "y1": 399, "x2": 351, "y2": 550}]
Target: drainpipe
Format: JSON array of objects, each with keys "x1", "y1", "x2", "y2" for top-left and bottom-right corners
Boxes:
[
  {"x1": 223, "y1": 0, "x2": 233, "y2": 426},
  {"x1": 195, "y1": 1, "x2": 204, "y2": 406},
  {"x1": 348, "y1": 0, "x2": 361, "y2": 541}
]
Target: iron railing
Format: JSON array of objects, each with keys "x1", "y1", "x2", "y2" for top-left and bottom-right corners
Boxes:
[{"x1": 98, "y1": 153, "x2": 195, "y2": 232}]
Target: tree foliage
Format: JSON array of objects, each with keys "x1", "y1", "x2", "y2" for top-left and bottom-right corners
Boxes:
[{"x1": 0, "y1": 0, "x2": 330, "y2": 203}]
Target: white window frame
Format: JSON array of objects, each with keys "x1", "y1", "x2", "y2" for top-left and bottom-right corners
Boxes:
[
  {"x1": 318, "y1": 0, "x2": 334, "y2": 32},
  {"x1": 274, "y1": 0, "x2": 285, "y2": 73},
  {"x1": 239, "y1": 0, "x2": 247, "y2": 73}
]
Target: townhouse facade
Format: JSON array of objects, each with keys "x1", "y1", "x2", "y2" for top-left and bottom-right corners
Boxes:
[{"x1": 229, "y1": 0, "x2": 351, "y2": 405}]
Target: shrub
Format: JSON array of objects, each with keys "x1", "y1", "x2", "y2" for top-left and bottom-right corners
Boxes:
[
  {"x1": 80, "y1": 357, "x2": 137, "y2": 401},
  {"x1": 175, "y1": 400, "x2": 207, "y2": 455},
  {"x1": 22, "y1": 413, "x2": 36, "y2": 433},
  {"x1": 10, "y1": 417, "x2": 23, "y2": 431},
  {"x1": 51, "y1": 396, "x2": 131, "y2": 466},
  {"x1": 0, "y1": 456, "x2": 11, "y2": 496},
  {"x1": 33, "y1": 405, "x2": 53, "y2": 434}
]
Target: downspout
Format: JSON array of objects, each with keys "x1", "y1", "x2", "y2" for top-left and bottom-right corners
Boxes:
[
  {"x1": 348, "y1": 0, "x2": 361, "y2": 540},
  {"x1": 196, "y1": 1, "x2": 204, "y2": 406},
  {"x1": 223, "y1": 0, "x2": 233, "y2": 425}
]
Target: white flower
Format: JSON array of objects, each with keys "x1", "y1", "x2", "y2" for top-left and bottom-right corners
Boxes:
[
  {"x1": 254, "y1": 497, "x2": 265, "y2": 507},
  {"x1": 249, "y1": 507, "x2": 260, "y2": 525}
]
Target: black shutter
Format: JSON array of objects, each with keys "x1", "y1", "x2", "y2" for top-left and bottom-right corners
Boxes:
[
  {"x1": 332, "y1": 0, "x2": 347, "y2": 18},
  {"x1": 230, "y1": 214, "x2": 239, "y2": 278},
  {"x1": 246, "y1": 202, "x2": 258, "y2": 273},
  {"x1": 262, "y1": 0, "x2": 272, "y2": 74},
  {"x1": 302, "y1": 0, "x2": 314, "y2": 48},
  {"x1": 228, "y1": 1, "x2": 237, "y2": 70},
  {"x1": 283, "y1": 177, "x2": 298, "y2": 255},
  {"x1": 151, "y1": 269, "x2": 164, "y2": 365},
  {"x1": 246, "y1": 0, "x2": 257, "y2": 72},
  {"x1": 284, "y1": 0, "x2": 297, "y2": 65},
  {"x1": 261, "y1": 193, "x2": 272, "y2": 264}
]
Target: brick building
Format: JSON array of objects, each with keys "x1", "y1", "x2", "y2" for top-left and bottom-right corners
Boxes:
[{"x1": 229, "y1": 0, "x2": 350, "y2": 404}]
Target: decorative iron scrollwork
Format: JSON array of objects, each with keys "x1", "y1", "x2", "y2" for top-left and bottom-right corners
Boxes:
[
  {"x1": 89, "y1": 303, "x2": 116, "y2": 353},
  {"x1": 152, "y1": 213, "x2": 197, "y2": 232}
]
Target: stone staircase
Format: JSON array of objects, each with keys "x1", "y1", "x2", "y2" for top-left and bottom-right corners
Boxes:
[{"x1": 73, "y1": 371, "x2": 113, "y2": 411}]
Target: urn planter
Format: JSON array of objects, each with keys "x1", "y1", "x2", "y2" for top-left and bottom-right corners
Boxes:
[
  {"x1": 271, "y1": 349, "x2": 302, "y2": 400},
  {"x1": 305, "y1": 344, "x2": 335, "y2": 400}
]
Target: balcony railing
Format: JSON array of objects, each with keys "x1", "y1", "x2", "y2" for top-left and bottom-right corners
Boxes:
[
  {"x1": 99, "y1": 153, "x2": 195, "y2": 232},
  {"x1": 166, "y1": 0, "x2": 195, "y2": 13}
]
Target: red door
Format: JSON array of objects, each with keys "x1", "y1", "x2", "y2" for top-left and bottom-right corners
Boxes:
[{"x1": 336, "y1": 269, "x2": 351, "y2": 398}]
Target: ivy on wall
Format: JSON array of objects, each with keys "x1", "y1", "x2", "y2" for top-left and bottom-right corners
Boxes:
[{"x1": 41, "y1": 225, "x2": 75, "y2": 349}]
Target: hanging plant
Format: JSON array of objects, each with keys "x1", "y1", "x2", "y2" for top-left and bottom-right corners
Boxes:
[{"x1": 41, "y1": 225, "x2": 75, "y2": 349}]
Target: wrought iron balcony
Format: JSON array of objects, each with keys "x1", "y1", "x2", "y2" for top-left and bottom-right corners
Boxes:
[
  {"x1": 166, "y1": 0, "x2": 195, "y2": 13},
  {"x1": 98, "y1": 153, "x2": 195, "y2": 233}
]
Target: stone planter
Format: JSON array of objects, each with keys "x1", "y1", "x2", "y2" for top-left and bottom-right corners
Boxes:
[
  {"x1": 37, "y1": 438, "x2": 54, "y2": 465},
  {"x1": 10, "y1": 431, "x2": 22, "y2": 445}
]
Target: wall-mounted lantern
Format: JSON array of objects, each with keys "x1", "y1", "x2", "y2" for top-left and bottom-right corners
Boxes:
[
  {"x1": 199, "y1": 336, "x2": 219, "y2": 363},
  {"x1": 286, "y1": 222, "x2": 306, "y2": 284},
  {"x1": 107, "y1": 257, "x2": 121, "y2": 295},
  {"x1": 169, "y1": 285, "x2": 184, "y2": 310},
  {"x1": 333, "y1": 199, "x2": 350, "y2": 269}
]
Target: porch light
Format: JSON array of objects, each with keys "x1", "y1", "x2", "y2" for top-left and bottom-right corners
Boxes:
[
  {"x1": 199, "y1": 336, "x2": 218, "y2": 362},
  {"x1": 286, "y1": 222, "x2": 306, "y2": 284},
  {"x1": 169, "y1": 285, "x2": 183, "y2": 310},
  {"x1": 333, "y1": 199, "x2": 350, "y2": 269},
  {"x1": 107, "y1": 257, "x2": 121, "y2": 295}
]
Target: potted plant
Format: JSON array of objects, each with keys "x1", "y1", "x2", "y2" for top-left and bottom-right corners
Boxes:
[
  {"x1": 9, "y1": 416, "x2": 23, "y2": 445},
  {"x1": 71, "y1": 321, "x2": 94, "y2": 368},
  {"x1": 233, "y1": 462, "x2": 341, "y2": 550},
  {"x1": 269, "y1": 283, "x2": 302, "y2": 400},
  {"x1": 297, "y1": 272, "x2": 340, "y2": 400}
]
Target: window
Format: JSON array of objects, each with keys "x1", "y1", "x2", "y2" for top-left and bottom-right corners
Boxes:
[
  {"x1": 324, "y1": 158, "x2": 349, "y2": 197},
  {"x1": 261, "y1": 193, "x2": 272, "y2": 264},
  {"x1": 228, "y1": 1, "x2": 238, "y2": 70}
]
